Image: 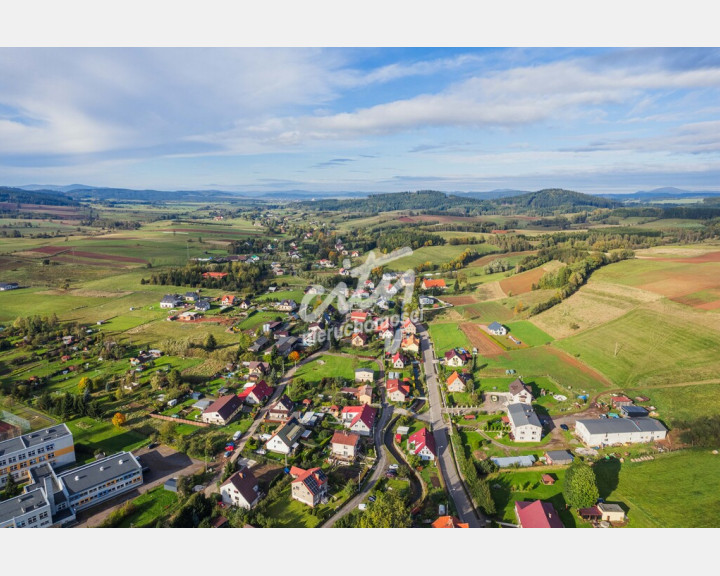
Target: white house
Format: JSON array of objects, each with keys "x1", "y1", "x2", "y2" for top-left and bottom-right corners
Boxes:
[
  {"x1": 407, "y1": 428, "x2": 436, "y2": 461},
  {"x1": 487, "y1": 322, "x2": 508, "y2": 336},
  {"x1": 265, "y1": 418, "x2": 305, "y2": 454},
  {"x1": 507, "y1": 403, "x2": 543, "y2": 443},
  {"x1": 220, "y1": 468, "x2": 261, "y2": 510},
  {"x1": 508, "y1": 378, "x2": 533, "y2": 404}
]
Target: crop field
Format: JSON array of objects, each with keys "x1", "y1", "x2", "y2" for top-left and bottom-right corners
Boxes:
[
  {"x1": 498, "y1": 261, "x2": 564, "y2": 296},
  {"x1": 594, "y1": 450, "x2": 720, "y2": 527},
  {"x1": 459, "y1": 323, "x2": 507, "y2": 357},
  {"x1": 427, "y1": 322, "x2": 472, "y2": 355},
  {"x1": 386, "y1": 244, "x2": 486, "y2": 271},
  {"x1": 457, "y1": 300, "x2": 515, "y2": 322},
  {"x1": 555, "y1": 307, "x2": 720, "y2": 387}
]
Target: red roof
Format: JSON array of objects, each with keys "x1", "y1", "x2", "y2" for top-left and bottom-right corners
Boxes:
[
  {"x1": 341, "y1": 404, "x2": 376, "y2": 431},
  {"x1": 391, "y1": 351, "x2": 405, "y2": 364},
  {"x1": 238, "y1": 380, "x2": 272, "y2": 403},
  {"x1": 203, "y1": 272, "x2": 228, "y2": 278},
  {"x1": 222, "y1": 295, "x2": 236, "y2": 304},
  {"x1": 331, "y1": 430, "x2": 361, "y2": 447},
  {"x1": 350, "y1": 310, "x2": 369, "y2": 322},
  {"x1": 612, "y1": 395, "x2": 632, "y2": 404},
  {"x1": 408, "y1": 427, "x2": 436, "y2": 457},
  {"x1": 422, "y1": 278, "x2": 446, "y2": 289},
  {"x1": 387, "y1": 379, "x2": 410, "y2": 397},
  {"x1": 515, "y1": 500, "x2": 564, "y2": 528},
  {"x1": 290, "y1": 466, "x2": 328, "y2": 495},
  {"x1": 432, "y1": 515, "x2": 469, "y2": 528},
  {"x1": 446, "y1": 371, "x2": 464, "y2": 386}
]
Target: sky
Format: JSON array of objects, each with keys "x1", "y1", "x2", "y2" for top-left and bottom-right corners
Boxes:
[{"x1": 1, "y1": 47, "x2": 720, "y2": 194}]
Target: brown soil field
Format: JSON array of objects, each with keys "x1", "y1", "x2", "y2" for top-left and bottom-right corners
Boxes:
[
  {"x1": 443, "y1": 295, "x2": 478, "y2": 305},
  {"x1": 649, "y1": 251, "x2": 720, "y2": 263},
  {"x1": 696, "y1": 300, "x2": 720, "y2": 310},
  {"x1": 474, "y1": 281, "x2": 507, "y2": 301},
  {"x1": 31, "y1": 246, "x2": 69, "y2": 255},
  {"x1": 460, "y1": 323, "x2": 508, "y2": 357},
  {"x1": 499, "y1": 266, "x2": 547, "y2": 295},
  {"x1": 544, "y1": 346, "x2": 613, "y2": 387},
  {"x1": 0, "y1": 202, "x2": 81, "y2": 214}
]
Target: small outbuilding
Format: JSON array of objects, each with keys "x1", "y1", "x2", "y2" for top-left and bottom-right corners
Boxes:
[{"x1": 164, "y1": 478, "x2": 178, "y2": 492}]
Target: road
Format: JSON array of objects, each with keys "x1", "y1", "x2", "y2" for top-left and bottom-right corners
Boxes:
[
  {"x1": 323, "y1": 353, "x2": 390, "y2": 528},
  {"x1": 417, "y1": 323, "x2": 485, "y2": 528}
]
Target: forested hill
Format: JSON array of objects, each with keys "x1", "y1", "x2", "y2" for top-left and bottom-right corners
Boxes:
[
  {"x1": 491, "y1": 188, "x2": 618, "y2": 212},
  {"x1": 0, "y1": 187, "x2": 79, "y2": 206},
  {"x1": 297, "y1": 190, "x2": 483, "y2": 213}
]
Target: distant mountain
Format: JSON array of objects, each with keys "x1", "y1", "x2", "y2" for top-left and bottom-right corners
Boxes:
[
  {"x1": 459, "y1": 189, "x2": 529, "y2": 200},
  {"x1": 599, "y1": 187, "x2": 720, "y2": 203},
  {"x1": 18, "y1": 184, "x2": 96, "y2": 193},
  {"x1": 0, "y1": 186, "x2": 80, "y2": 206}
]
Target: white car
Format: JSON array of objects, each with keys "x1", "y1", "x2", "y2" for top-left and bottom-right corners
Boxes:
[
  {"x1": 388, "y1": 464, "x2": 399, "y2": 470},
  {"x1": 358, "y1": 503, "x2": 367, "y2": 511}
]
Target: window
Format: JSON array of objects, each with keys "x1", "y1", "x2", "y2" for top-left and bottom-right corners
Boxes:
[{"x1": 46, "y1": 444, "x2": 54, "y2": 451}]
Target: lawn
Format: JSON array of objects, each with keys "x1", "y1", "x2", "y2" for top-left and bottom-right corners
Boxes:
[
  {"x1": 620, "y1": 382, "x2": 720, "y2": 425},
  {"x1": 117, "y1": 485, "x2": 180, "y2": 527},
  {"x1": 264, "y1": 487, "x2": 332, "y2": 527},
  {"x1": 428, "y1": 322, "x2": 471, "y2": 355},
  {"x1": 293, "y1": 354, "x2": 376, "y2": 383},
  {"x1": 593, "y1": 450, "x2": 720, "y2": 527},
  {"x1": 386, "y1": 244, "x2": 482, "y2": 271},
  {"x1": 457, "y1": 300, "x2": 515, "y2": 323},
  {"x1": 504, "y1": 321, "x2": 554, "y2": 347},
  {"x1": 555, "y1": 308, "x2": 720, "y2": 387},
  {"x1": 489, "y1": 468, "x2": 583, "y2": 527},
  {"x1": 65, "y1": 416, "x2": 148, "y2": 463}
]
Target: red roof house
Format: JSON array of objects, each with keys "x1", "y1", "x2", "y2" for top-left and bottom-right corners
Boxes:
[
  {"x1": 515, "y1": 500, "x2": 564, "y2": 528},
  {"x1": 407, "y1": 427, "x2": 436, "y2": 461}
]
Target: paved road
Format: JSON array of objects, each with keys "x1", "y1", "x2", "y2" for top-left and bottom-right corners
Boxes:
[
  {"x1": 323, "y1": 354, "x2": 389, "y2": 528},
  {"x1": 417, "y1": 323, "x2": 484, "y2": 528}
]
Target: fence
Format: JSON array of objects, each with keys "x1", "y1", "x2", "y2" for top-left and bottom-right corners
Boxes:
[{"x1": 148, "y1": 412, "x2": 209, "y2": 427}]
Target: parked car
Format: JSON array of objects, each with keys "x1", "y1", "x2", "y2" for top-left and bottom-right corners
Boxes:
[
  {"x1": 388, "y1": 464, "x2": 399, "y2": 470},
  {"x1": 369, "y1": 496, "x2": 376, "y2": 502},
  {"x1": 358, "y1": 503, "x2": 367, "y2": 511},
  {"x1": 560, "y1": 424, "x2": 569, "y2": 431},
  {"x1": 233, "y1": 431, "x2": 243, "y2": 441}
]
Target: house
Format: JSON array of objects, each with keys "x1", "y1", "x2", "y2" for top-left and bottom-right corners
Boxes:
[
  {"x1": 355, "y1": 368, "x2": 375, "y2": 383},
  {"x1": 541, "y1": 474, "x2": 555, "y2": 485},
  {"x1": 266, "y1": 395, "x2": 294, "y2": 422},
  {"x1": 515, "y1": 500, "x2": 564, "y2": 528},
  {"x1": 487, "y1": 321, "x2": 508, "y2": 336},
  {"x1": 391, "y1": 352, "x2": 406, "y2": 369},
  {"x1": 248, "y1": 336, "x2": 270, "y2": 354},
  {"x1": 401, "y1": 335, "x2": 420, "y2": 354},
  {"x1": 194, "y1": 299, "x2": 211, "y2": 312},
  {"x1": 239, "y1": 299, "x2": 252, "y2": 309},
  {"x1": 401, "y1": 318, "x2": 417, "y2": 335},
  {"x1": 432, "y1": 516, "x2": 469, "y2": 528},
  {"x1": 351, "y1": 332, "x2": 368, "y2": 347},
  {"x1": 340, "y1": 405, "x2": 376, "y2": 436},
  {"x1": 331, "y1": 430, "x2": 361, "y2": 462},
  {"x1": 238, "y1": 380, "x2": 273, "y2": 405},
  {"x1": 356, "y1": 384, "x2": 373, "y2": 406},
  {"x1": 574, "y1": 418, "x2": 667, "y2": 446},
  {"x1": 160, "y1": 294, "x2": 183, "y2": 309},
  {"x1": 290, "y1": 466, "x2": 328, "y2": 507},
  {"x1": 620, "y1": 405, "x2": 649, "y2": 418},
  {"x1": 177, "y1": 310, "x2": 200, "y2": 322},
  {"x1": 611, "y1": 395, "x2": 633, "y2": 408},
  {"x1": 220, "y1": 468, "x2": 261, "y2": 510},
  {"x1": 221, "y1": 295, "x2": 237, "y2": 307},
  {"x1": 263, "y1": 320, "x2": 283, "y2": 334},
  {"x1": 597, "y1": 502, "x2": 626, "y2": 523},
  {"x1": 184, "y1": 291, "x2": 200, "y2": 302},
  {"x1": 265, "y1": 417, "x2": 305, "y2": 454},
  {"x1": 407, "y1": 428, "x2": 436, "y2": 461},
  {"x1": 507, "y1": 403, "x2": 543, "y2": 442},
  {"x1": 445, "y1": 348, "x2": 471, "y2": 367},
  {"x1": 275, "y1": 336, "x2": 299, "y2": 357},
  {"x1": 421, "y1": 278, "x2": 447, "y2": 290},
  {"x1": 0, "y1": 282, "x2": 19, "y2": 291},
  {"x1": 544, "y1": 450, "x2": 574, "y2": 466},
  {"x1": 350, "y1": 310, "x2": 369, "y2": 324},
  {"x1": 246, "y1": 361, "x2": 270, "y2": 377},
  {"x1": 508, "y1": 378, "x2": 534, "y2": 404},
  {"x1": 201, "y1": 395, "x2": 244, "y2": 425},
  {"x1": 378, "y1": 327, "x2": 395, "y2": 341},
  {"x1": 276, "y1": 299, "x2": 297, "y2": 312},
  {"x1": 387, "y1": 379, "x2": 410, "y2": 402},
  {"x1": 446, "y1": 371, "x2": 467, "y2": 393}
]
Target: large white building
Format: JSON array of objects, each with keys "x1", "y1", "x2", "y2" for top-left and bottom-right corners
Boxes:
[
  {"x1": 575, "y1": 418, "x2": 667, "y2": 446},
  {"x1": 0, "y1": 424, "x2": 75, "y2": 489},
  {"x1": 507, "y1": 403, "x2": 543, "y2": 443}
]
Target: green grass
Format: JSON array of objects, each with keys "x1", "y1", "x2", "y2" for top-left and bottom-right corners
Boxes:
[
  {"x1": 65, "y1": 416, "x2": 148, "y2": 463},
  {"x1": 594, "y1": 450, "x2": 720, "y2": 527},
  {"x1": 293, "y1": 354, "x2": 376, "y2": 383},
  {"x1": 504, "y1": 321, "x2": 554, "y2": 346},
  {"x1": 621, "y1": 382, "x2": 720, "y2": 424},
  {"x1": 117, "y1": 485, "x2": 181, "y2": 527},
  {"x1": 264, "y1": 487, "x2": 331, "y2": 527},
  {"x1": 386, "y1": 245, "x2": 483, "y2": 271},
  {"x1": 555, "y1": 308, "x2": 720, "y2": 387},
  {"x1": 489, "y1": 468, "x2": 583, "y2": 527},
  {"x1": 428, "y1": 322, "x2": 471, "y2": 356},
  {"x1": 456, "y1": 301, "x2": 515, "y2": 323}
]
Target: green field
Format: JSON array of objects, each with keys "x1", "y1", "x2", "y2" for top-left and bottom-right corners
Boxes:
[
  {"x1": 456, "y1": 301, "x2": 515, "y2": 323},
  {"x1": 293, "y1": 354, "x2": 376, "y2": 383},
  {"x1": 65, "y1": 416, "x2": 148, "y2": 463},
  {"x1": 387, "y1": 244, "x2": 488, "y2": 271},
  {"x1": 555, "y1": 308, "x2": 720, "y2": 387},
  {"x1": 620, "y1": 382, "x2": 720, "y2": 424},
  {"x1": 594, "y1": 450, "x2": 720, "y2": 527},
  {"x1": 264, "y1": 487, "x2": 332, "y2": 527},
  {"x1": 428, "y1": 322, "x2": 471, "y2": 355},
  {"x1": 504, "y1": 321, "x2": 554, "y2": 347},
  {"x1": 117, "y1": 485, "x2": 181, "y2": 527}
]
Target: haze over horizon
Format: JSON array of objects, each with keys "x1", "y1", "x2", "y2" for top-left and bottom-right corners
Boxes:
[{"x1": 2, "y1": 48, "x2": 720, "y2": 194}]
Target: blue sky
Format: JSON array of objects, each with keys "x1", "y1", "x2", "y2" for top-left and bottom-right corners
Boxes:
[{"x1": 1, "y1": 47, "x2": 720, "y2": 194}]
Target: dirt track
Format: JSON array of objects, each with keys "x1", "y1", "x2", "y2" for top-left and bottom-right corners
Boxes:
[{"x1": 460, "y1": 323, "x2": 508, "y2": 357}]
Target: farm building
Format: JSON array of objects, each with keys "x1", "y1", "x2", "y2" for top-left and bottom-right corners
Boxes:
[
  {"x1": 491, "y1": 455, "x2": 536, "y2": 468},
  {"x1": 575, "y1": 418, "x2": 667, "y2": 446},
  {"x1": 620, "y1": 405, "x2": 649, "y2": 418},
  {"x1": 611, "y1": 395, "x2": 633, "y2": 408},
  {"x1": 544, "y1": 450, "x2": 574, "y2": 466},
  {"x1": 487, "y1": 322, "x2": 508, "y2": 336}
]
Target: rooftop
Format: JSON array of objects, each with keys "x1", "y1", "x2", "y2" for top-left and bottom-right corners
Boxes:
[
  {"x1": 0, "y1": 423, "x2": 72, "y2": 457},
  {"x1": 58, "y1": 452, "x2": 141, "y2": 496},
  {"x1": 577, "y1": 417, "x2": 667, "y2": 435},
  {"x1": 0, "y1": 489, "x2": 49, "y2": 524}
]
